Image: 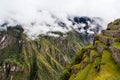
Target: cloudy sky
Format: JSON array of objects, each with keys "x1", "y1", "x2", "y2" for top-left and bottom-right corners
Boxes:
[
  {"x1": 0, "y1": 0, "x2": 120, "y2": 20},
  {"x1": 0, "y1": 0, "x2": 120, "y2": 37}
]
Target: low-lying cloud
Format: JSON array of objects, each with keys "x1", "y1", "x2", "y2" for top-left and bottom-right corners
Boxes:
[{"x1": 0, "y1": 0, "x2": 120, "y2": 37}]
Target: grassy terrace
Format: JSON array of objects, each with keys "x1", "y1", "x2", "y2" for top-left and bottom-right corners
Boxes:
[
  {"x1": 113, "y1": 42, "x2": 120, "y2": 49},
  {"x1": 73, "y1": 64, "x2": 92, "y2": 80},
  {"x1": 94, "y1": 50, "x2": 120, "y2": 80},
  {"x1": 72, "y1": 63, "x2": 81, "y2": 69},
  {"x1": 83, "y1": 55, "x2": 90, "y2": 63},
  {"x1": 97, "y1": 34, "x2": 115, "y2": 39},
  {"x1": 68, "y1": 47, "x2": 120, "y2": 80},
  {"x1": 95, "y1": 40, "x2": 108, "y2": 49},
  {"x1": 67, "y1": 19, "x2": 120, "y2": 80},
  {"x1": 95, "y1": 34, "x2": 120, "y2": 44},
  {"x1": 86, "y1": 57, "x2": 101, "y2": 80},
  {"x1": 90, "y1": 49, "x2": 100, "y2": 56}
]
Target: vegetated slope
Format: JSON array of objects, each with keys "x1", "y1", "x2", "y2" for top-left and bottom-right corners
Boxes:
[
  {"x1": 0, "y1": 25, "x2": 90, "y2": 80},
  {"x1": 62, "y1": 19, "x2": 120, "y2": 80}
]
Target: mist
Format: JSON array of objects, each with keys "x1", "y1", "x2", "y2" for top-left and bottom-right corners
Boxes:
[{"x1": 0, "y1": 0, "x2": 120, "y2": 37}]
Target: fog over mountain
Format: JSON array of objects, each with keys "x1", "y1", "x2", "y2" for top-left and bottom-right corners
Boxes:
[{"x1": 0, "y1": 0, "x2": 120, "y2": 37}]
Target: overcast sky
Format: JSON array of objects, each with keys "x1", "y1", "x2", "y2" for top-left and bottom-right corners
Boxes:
[
  {"x1": 0, "y1": 0, "x2": 120, "y2": 21},
  {"x1": 0, "y1": 0, "x2": 120, "y2": 37}
]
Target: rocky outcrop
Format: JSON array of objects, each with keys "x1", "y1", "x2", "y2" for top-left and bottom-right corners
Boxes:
[
  {"x1": 0, "y1": 63, "x2": 23, "y2": 80},
  {"x1": 0, "y1": 34, "x2": 15, "y2": 49}
]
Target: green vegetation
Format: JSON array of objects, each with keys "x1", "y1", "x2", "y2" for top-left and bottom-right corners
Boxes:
[
  {"x1": 73, "y1": 64, "x2": 92, "y2": 80},
  {"x1": 96, "y1": 34, "x2": 115, "y2": 40},
  {"x1": 90, "y1": 50, "x2": 100, "y2": 56},
  {"x1": 0, "y1": 27, "x2": 87, "y2": 80},
  {"x1": 113, "y1": 42, "x2": 120, "y2": 49},
  {"x1": 66, "y1": 48, "x2": 120, "y2": 80},
  {"x1": 95, "y1": 40, "x2": 108, "y2": 49},
  {"x1": 61, "y1": 68, "x2": 71, "y2": 80},
  {"x1": 93, "y1": 50, "x2": 120, "y2": 80},
  {"x1": 72, "y1": 48, "x2": 86, "y2": 65}
]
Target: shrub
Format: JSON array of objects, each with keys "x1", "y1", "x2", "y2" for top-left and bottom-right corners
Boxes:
[{"x1": 61, "y1": 68, "x2": 71, "y2": 80}]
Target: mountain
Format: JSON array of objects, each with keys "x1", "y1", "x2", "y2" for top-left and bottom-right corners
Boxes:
[
  {"x1": 0, "y1": 16, "x2": 104, "y2": 80},
  {"x1": 0, "y1": 11, "x2": 104, "y2": 39},
  {"x1": 62, "y1": 19, "x2": 120, "y2": 80}
]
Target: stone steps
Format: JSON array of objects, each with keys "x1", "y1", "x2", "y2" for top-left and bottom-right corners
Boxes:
[
  {"x1": 102, "y1": 30, "x2": 120, "y2": 38},
  {"x1": 107, "y1": 25, "x2": 120, "y2": 30},
  {"x1": 94, "y1": 35, "x2": 115, "y2": 46},
  {"x1": 94, "y1": 40, "x2": 108, "y2": 55},
  {"x1": 90, "y1": 49, "x2": 100, "y2": 62}
]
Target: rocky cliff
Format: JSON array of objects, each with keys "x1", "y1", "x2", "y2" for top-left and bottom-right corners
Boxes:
[{"x1": 62, "y1": 19, "x2": 120, "y2": 80}]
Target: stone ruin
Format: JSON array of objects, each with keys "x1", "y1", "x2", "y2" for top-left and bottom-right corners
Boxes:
[
  {"x1": 94, "y1": 19, "x2": 120, "y2": 65},
  {"x1": 71, "y1": 19, "x2": 120, "y2": 74}
]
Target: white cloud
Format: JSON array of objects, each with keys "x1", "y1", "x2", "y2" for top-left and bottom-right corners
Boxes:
[{"x1": 0, "y1": 0, "x2": 120, "y2": 37}]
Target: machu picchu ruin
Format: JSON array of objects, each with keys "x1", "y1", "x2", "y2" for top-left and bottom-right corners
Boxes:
[{"x1": 61, "y1": 19, "x2": 120, "y2": 80}]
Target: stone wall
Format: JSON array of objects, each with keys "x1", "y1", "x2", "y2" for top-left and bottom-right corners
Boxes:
[
  {"x1": 110, "y1": 46, "x2": 120, "y2": 65},
  {"x1": 102, "y1": 30, "x2": 120, "y2": 38},
  {"x1": 94, "y1": 19, "x2": 120, "y2": 65}
]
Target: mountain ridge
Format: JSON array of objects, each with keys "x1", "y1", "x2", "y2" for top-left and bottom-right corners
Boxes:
[{"x1": 0, "y1": 25, "x2": 90, "y2": 80}]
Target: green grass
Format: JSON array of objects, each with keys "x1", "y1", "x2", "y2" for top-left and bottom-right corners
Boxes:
[
  {"x1": 86, "y1": 44, "x2": 93, "y2": 49},
  {"x1": 69, "y1": 50, "x2": 120, "y2": 80},
  {"x1": 97, "y1": 34, "x2": 113, "y2": 39},
  {"x1": 72, "y1": 48, "x2": 87, "y2": 65},
  {"x1": 113, "y1": 42, "x2": 120, "y2": 49},
  {"x1": 69, "y1": 74, "x2": 76, "y2": 80},
  {"x1": 94, "y1": 50, "x2": 120, "y2": 80},
  {"x1": 83, "y1": 55, "x2": 90, "y2": 63},
  {"x1": 90, "y1": 49, "x2": 100, "y2": 56},
  {"x1": 95, "y1": 40, "x2": 108, "y2": 49},
  {"x1": 86, "y1": 57, "x2": 101, "y2": 80},
  {"x1": 72, "y1": 63, "x2": 81, "y2": 69},
  {"x1": 73, "y1": 64, "x2": 92, "y2": 80}
]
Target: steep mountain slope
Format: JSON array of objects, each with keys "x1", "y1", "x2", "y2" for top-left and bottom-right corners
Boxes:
[
  {"x1": 62, "y1": 19, "x2": 120, "y2": 80},
  {"x1": 0, "y1": 25, "x2": 91, "y2": 80}
]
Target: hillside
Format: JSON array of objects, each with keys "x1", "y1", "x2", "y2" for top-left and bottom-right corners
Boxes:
[
  {"x1": 62, "y1": 19, "x2": 120, "y2": 80},
  {"x1": 0, "y1": 25, "x2": 91, "y2": 80}
]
